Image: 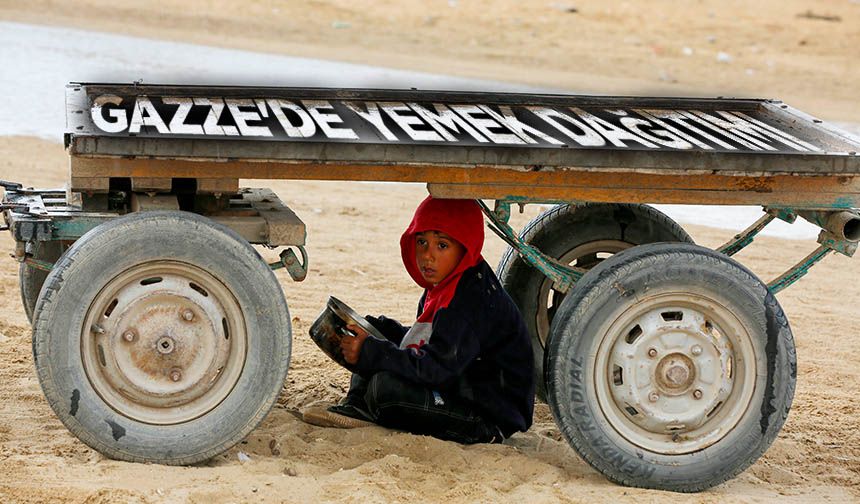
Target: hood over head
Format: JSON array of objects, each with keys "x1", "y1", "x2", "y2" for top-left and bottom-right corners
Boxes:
[{"x1": 400, "y1": 196, "x2": 485, "y2": 322}]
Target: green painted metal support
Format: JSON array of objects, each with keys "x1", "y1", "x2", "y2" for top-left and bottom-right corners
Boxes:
[
  {"x1": 771, "y1": 208, "x2": 799, "y2": 224},
  {"x1": 717, "y1": 212, "x2": 775, "y2": 257},
  {"x1": 23, "y1": 257, "x2": 54, "y2": 272},
  {"x1": 713, "y1": 205, "x2": 858, "y2": 294},
  {"x1": 718, "y1": 207, "x2": 800, "y2": 257},
  {"x1": 819, "y1": 233, "x2": 859, "y2": 257},
  {"x1": 479, "y1": 200, "x2": 584, "y2": 294},
  {"x1": 767, "y1": 245, "x2": 832, "y2": 294},
  {"x1": 767, "y1": 220, "x2": 858, "y2": 294},
  {"x1": 53, "y1": 217, "x2": 114, "y2": 240}
]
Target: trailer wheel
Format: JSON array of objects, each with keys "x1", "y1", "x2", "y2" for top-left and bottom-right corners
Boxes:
[
  {"x1": 32, "y1": 211, "x2": 291, "y2": 464},
  {"x1": 545, "y1": 243, "x2": 795, "y2": 492},
  {"x1": 497, "y1": 203, "x2": 692, "y2": 399},
  {"x1": 19, "y1": 240, "x2": 64, "y2": 324}
]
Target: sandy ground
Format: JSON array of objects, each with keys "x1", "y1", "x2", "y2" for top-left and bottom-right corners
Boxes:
[{"x1": 1, "y1": 1, "x2": 859, "y2": 502}]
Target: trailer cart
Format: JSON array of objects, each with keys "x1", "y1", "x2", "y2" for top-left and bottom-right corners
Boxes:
[{"x1": 3, "y1": 83, "x2": 860, "y2": 492}]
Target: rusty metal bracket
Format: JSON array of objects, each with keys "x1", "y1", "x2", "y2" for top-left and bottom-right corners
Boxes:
[
  {"x1": 479, "y1": 200, "x2": 584, "y2": 293},
  {"x1": 23, "y1": 256, "x2": 54, "y2": 272},
  {"x1": 269, "y1": 246, "x2": 308, "y2": 282},
  {"x1": 491, "y1": 200, "x2": 513, "y2": 224},
  {"x1": 817, "y1": 230, "x2": 859, "y2": 257},
  {"x1": 771, "y1": 208, "x2": 799, "y2": 224}
]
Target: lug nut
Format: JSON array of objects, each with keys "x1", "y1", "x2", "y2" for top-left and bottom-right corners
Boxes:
[
  {"x1": 691, "y1": 345, "x2": 703, "y2": 356},
  {"x1": 693, "y1": 389, "x2": 703, "y2": 400},
  {"x1": 648, "y1": 392, "x2": 659, "y2": 403},
  {"x1": 647, "y1": 348, "x2": 658, "y2": 358},
  {"x1": 122, "y1": 330, "x2": 136, "y2": 342},
  {"x1": 182, "y1": 309, "x2": 194, "y2": 321},
  {"x1": 169, "y1": 370, "x2": 182, "y2": 382}
]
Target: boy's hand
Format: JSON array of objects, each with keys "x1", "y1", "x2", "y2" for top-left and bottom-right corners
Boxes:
[{"x1": 341, "y1": 323, "x2": 369, "y2": 365}]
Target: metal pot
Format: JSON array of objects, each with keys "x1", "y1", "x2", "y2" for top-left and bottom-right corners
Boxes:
[{"x1": 309, "y1": 296, "x2": 385, "y2": 370}]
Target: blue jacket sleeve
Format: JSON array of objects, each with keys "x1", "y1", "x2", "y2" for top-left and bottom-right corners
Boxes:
[{"x1": 355, "y1": 304, "x2": 481, "y2": 389}]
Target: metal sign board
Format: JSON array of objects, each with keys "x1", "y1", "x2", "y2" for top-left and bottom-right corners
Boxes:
[{"x1": 65, "y1": 83, "x2": 860, "y2": 176}]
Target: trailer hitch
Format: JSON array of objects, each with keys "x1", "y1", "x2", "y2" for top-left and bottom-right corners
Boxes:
[{"x1": 269, "y1": 246, "x2": 308, "y2": 282}]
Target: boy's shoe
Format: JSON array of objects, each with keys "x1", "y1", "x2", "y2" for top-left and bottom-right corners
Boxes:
[
  {"x1": 328, "y1": 402, "x2": 374, "y2": 421},
  {"x1": 302, "y1": 405, "x2": 375, "y2": 429}
]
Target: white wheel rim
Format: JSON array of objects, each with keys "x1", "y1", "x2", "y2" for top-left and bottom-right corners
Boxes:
[
  {"x1": 593, "y1": 292, "x2": 758, "y2": 454},
  {"x1": 536, "y1": 240, "x2": 631, "y2": 346},
  {"x1": 81, "y1": 261, "x2": 248, "y2": 425}
]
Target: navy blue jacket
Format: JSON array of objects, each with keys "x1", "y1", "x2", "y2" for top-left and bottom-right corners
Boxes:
[{"x1": 356, "y1": 260, "x2": 535, "y2": 437}]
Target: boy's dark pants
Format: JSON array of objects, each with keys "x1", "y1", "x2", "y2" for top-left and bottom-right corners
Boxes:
[{"x1": 339, "y1": 371, "x2": 503, "y2": 444}]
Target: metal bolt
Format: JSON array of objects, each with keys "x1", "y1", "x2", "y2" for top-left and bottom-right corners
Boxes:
[
  {"x1": 156, "y1": 336, "x2": 176, "y2": 354},
  {"x1": 182, "y1": 309, "x2": 194, "y2": 321},
  {"x1": 13, "y1": 242, "x2": 26, "y2": 260},
  {"x1": 693, "y1": 389, "x2": 703, "y2": 400},
  {"x1": 647, "y1": 348, "x2": 658, "y2": 358},
  {"x1": 122, "y1": 330, "x2": 136, "y2": 342},
  {"x1": 691, "y1": 345, "x2": 702, "y2": 356},
  {"x1": 648, "y1": 392, "x2": 659, "y2": 403},
  {"x1": 169, "y1": 370, "x2": 182, "y2": 382}
]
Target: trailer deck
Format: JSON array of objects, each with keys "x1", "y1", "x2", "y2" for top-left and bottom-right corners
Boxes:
[{"x1": 64, "y1": 84, "x2": 860, "y2": 209}]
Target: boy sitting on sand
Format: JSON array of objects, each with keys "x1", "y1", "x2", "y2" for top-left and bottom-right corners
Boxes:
[{"x1": 303, "y1": 196, "x2": 535, "y2": 444}]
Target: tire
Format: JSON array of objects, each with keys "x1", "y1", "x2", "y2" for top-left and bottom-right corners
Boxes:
[
  {"x1": 32, "y1": 211, "x2": 292, "y2": 464},
  {"x1": 19, "y1": 240, "x2": 64, "y2": 324},
  {"x1": 545, "y1": 243, "x2": 796, "y2": 492},
  {"x1": 497, "y1": 203, "x2": 693, "y2": 400}
]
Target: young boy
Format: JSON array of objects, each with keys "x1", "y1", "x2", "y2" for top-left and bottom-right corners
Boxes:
[{"x1": 304, "y1": 196, "x2": 535, "y2": 444}]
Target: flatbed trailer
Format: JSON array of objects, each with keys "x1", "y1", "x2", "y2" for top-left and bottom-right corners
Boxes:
[{"x1": 3, "y1": 83, "x2": 860, "y2": 492}]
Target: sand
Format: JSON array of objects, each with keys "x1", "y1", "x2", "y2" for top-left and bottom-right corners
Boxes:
[{"x1": 0, "y1": 1, "x2": 859, "y2": 502}]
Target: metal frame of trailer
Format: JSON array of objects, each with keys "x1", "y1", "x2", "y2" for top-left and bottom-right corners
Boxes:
[{"x1": 3, "y1": 83, "x2": 860, "y2": 493}]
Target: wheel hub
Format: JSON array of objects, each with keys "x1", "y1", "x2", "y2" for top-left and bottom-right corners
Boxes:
[
  {"x1": 109, "y1": 296, "x2": 228, "y2": 409},
  {"x1": 655, "y1": 353, "x2": 695, "y2": 392},
  {"x1": 155, "y1": 336, "x2": 176, "y2": 355},
  {"x1": 596, "y1": 294, "x2": 757, "y2": 454},
  {"x1": 82, "y1": 261, "x2": 247, "y2": 425}
]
